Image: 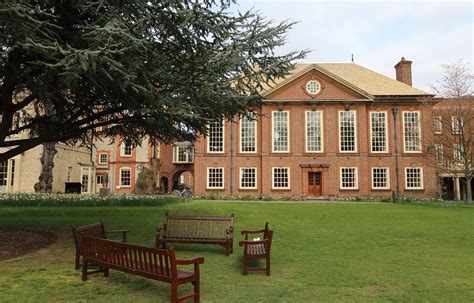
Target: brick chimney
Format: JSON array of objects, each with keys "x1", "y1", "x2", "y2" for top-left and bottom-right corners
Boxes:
[{"x1": 394, "y1": 57, "x2": 412, "y2": 86}]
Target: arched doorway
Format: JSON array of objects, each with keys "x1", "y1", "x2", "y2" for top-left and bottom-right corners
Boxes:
[
  {"x1": 160, "y1": 177, "x2": 169, "y2": 194},
  {"x1": 172, "y1": 170, "x2": 194, "y2": 192}
]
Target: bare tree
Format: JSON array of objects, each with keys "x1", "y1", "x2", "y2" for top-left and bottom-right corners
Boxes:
[{"x1": 427, "y1": 59, "x2": 473, "y2": 202}]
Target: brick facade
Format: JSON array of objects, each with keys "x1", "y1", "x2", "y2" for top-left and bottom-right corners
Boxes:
[{"x1": 193, "y1": 61, "x2": 439, "y2": 199}]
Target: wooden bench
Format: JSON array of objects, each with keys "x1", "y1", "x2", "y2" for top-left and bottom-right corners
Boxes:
[
  {"x1": 72, "y1": 221, "x2": 129, "y2": 270},
  {"x1": 239, "y1": 222, "x2": 273, "y2": 276},
  {"x1": 81, "y1": 236, "x2": 204, "y2": 303},
  {"x1": 156, "y1": 213, "x2": 234, "y2": 256}
]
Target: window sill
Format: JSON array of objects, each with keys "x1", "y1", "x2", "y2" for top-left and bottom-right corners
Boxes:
[
  {"x1": 404, "y1": 188, "x2": 425, "y2": 191},
  {"x1": 339, "y1": 188, "x2": 359, "y2": 191},
  {"x1": 271, "y1": 188, "x2": 291, "y2": 191}
]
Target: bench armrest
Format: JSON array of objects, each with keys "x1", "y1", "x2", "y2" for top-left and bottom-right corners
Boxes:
[
  {"x1": 176, "y1": 256, "x2": 205, "y2": 265},
  {"x1": 239, "y1": 239, "x2": 269, "y2": 247},
  {"x1": 240, "y1": 229, "x2": 265, "y2": 235},
  {"x1": 105, "y1": 230, "x2": 129, "y2": 242}
]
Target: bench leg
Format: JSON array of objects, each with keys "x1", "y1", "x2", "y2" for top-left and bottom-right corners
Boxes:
[
  {"x1": 82, "y1": 259, "x2": 88, "y2": 281},
  {"x1": 171, "y1": 284, "x2": 179, "y2": 303},
  {"x1": 193, "y1": 278, "x2": 200, "y2": 303},
  {"x1": 104, "y1": 267, "x2": 109, "y2": 277},
  {"x1": 266, "y1": 257, "x2": 270, "y2": 276}
]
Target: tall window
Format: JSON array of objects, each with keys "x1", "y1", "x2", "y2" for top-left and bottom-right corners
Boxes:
[
  {"x1": 208, "y1": 121, "x2": 224, "y2": 153},
  {"x1": 371, "y1": 167, "x2": 389, "y2": 189},
  {"x1": 272, "y1": 167, "x2": 290, "y2": 189},
  {"x1": 339, "y1": 111, "x2": 357, "y2": 152},
  {"x1": 81, "y1": 167, "x2": 90, "y2": 192},
  {"x1": 121, "y1": 142, "x2": 133, "y2": 156},
  {"x1": 10, "y1": 160, "x2": 15, "y2": 187},
  {"x1": 240, "y1": 113, "x2": 257, "y2": 153},
  {"x1": 120, "y1": 168, "x2": 131, "y2": 187},
  {"x1": 240, "y1": 168, "x2": 257, "y2": 189},
  {"x1": 405, "y1": 168, "x2": 423, "y2": 189},
  {"x1": 403, "y1": 112, "x2": 421, "y2": 152},
  {"x1": 453, "y1": 144, "x2": 463, "y2": 161},
  {"x1": 435, "y1": 144, "x2": 443, "y2": 163},
  {"x1": 434, "y1": 116, "x2": 442, "y2": 134},
  {"x1": 340, "y1": 167, "x2": 358, "y2": 189},
  {"x1": 306, "y1": 111, "x2": 323, "y2": 152},
  {"x1": 370, "y1": 112, "x2": 388, "y2": 152},
  {"x1": 207, "y1": 167, "x2": 224, "y2": 189},
  {"x1": 272, "y1": 111, "x2": 289, "y2": 152},
  {"x1": 0, "y1": 161, "x2": 7, "y2": 189},
  {"x1": 452, "y1": 116, "x2": 463, "y2": 134}
]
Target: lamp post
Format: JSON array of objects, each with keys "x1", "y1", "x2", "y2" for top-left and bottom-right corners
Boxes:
[{"x1": 392, "y1": 106, "x2": 400, "y2": 202}]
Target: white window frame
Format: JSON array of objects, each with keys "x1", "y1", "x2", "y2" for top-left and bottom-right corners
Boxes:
[
  {"x1": 206, "y1": 167, "x2": 224, "y2": 189},
  {"x1": 369, "y1": 111, "x2": 388, "y2": 153},
  {"x1": 404, "y1": 167, "x2": 424, "y2": 190},
  {"x1": 451, "y1": 116, "x2": 463, "y2": 134},
  {"x1": 272, "y1": 111, "x2": 290, "y2": 153},
  {"x1": 402, "y1": 111, "x2": 422, "y2": 153},
  {"x1": 207, "y1": 120, "x2": 225, "y2": 153},
  {"x1": 120, "y1": 142, "x2": 133, "y2": 157},
  {"x1": 98, "y1": 153, "x2": 108, "y2": 166},
  {"x1": 338, "y1": 110, "x2": 358, "y2": 153},
  {"x1": 173, "y1": 145, "x2": 193, "y2": 163},
  {"x1": 120, "y1": 167, "x2": 132, "y2": 188},
  {"x1": 434, "y1": 116, "x2": 442, "y2": 134},
  {"x1": 340, "y1": 167, "x2": 359, "y2": 190},
  {"x1": 272, "y1": 167, "x2": 290, "y2": 190},
  {"x1": 305, "y1": 110, "x2": 324, "y2": 153},
  {"x1": 81, "y1": 167, "x2": 92, "y2": 193},
  {"x1": 239, "y1": 167, "x2": 257, "y2": 189},
  {"x1": 453, "y1": 144, "x2": 463, "y2": 161},
  {"x1": 240, "y1": 113, "x2": 257, "y2": 153},
  {"x1": 435, "y1": 144, "x2": 444, "y2": 163},
  {"x1": 371, "y1": 167, "x2": 390, "y2": 190}
]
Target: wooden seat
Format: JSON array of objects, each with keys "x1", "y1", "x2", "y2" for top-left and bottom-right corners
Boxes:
[
  {"x1": 72, "y1": 221, "x2": 129, "y2": 271},
  {"x1": 239, "y1": 222, "x2": 273, "y2": 276},
  {"x1": 81, "y1": 236, "x2": 204, "y2": 303},
  {"x1": 156, "y1": 213, "x2": 234, "y2": 255}
]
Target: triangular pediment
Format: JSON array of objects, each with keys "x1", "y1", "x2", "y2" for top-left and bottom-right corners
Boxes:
[{"x1": 264, "y1": 64, "x2": 372, "y2": 101}]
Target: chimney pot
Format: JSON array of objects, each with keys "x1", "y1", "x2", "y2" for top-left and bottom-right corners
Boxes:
[{"x1": 394, "y1": 57, "x2": 413, "y2": 86}]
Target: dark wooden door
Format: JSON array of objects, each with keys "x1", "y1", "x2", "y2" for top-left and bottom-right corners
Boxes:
[{"x1": 308, "y1": 172, "x2": 322, "y2": 196}]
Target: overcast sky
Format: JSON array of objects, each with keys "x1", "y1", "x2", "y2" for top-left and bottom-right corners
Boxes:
[{"x1": 234, "y1": 0, "x2": 473, "y2": 93}]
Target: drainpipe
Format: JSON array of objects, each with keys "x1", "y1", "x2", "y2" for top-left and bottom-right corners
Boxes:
[
  {"x1": 391, "y1": 106, "x2": 400, "y2": 202},
  {"x1": 229, "y1": 120, "x2": 234, "y2": 195}
]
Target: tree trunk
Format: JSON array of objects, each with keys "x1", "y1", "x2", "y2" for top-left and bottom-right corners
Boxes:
[
  {"x1": 466, "y1": 177, "x2": 472, "y2": 202},
  {"x1": 34, "y1": 143, "x2": 57, "y2": 193}
]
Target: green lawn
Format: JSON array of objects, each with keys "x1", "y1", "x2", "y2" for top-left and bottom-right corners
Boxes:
[{"x1": 0, "y1": 201, "x2": 473, "y2": 302}]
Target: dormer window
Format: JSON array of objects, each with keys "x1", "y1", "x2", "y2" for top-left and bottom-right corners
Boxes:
[{"x1": 306, "y1": 80, "x2": 321, "y2": 95}]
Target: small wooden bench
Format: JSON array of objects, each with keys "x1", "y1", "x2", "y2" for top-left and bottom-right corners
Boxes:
[
  {"x1": 72, "y1": 221, "x2": 129, "y2": 270},
  {"x1": 156, "y1": 213, "x2": 234, "y2": 256},
  {"x1": 81, "y1": 236, "x2": 204, "y2": 303},
  {"x1": 239, "y1": 222, "x2": 273, "y2": 276}
]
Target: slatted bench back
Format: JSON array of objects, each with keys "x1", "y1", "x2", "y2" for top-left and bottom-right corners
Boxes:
[
  {"x1": 164, "y1": 214, "x2": 234, "y2": 240},
  {"x1": 72, "y1": 221, "x2": 106, "y2": 252},
  {"x1": 82, "y1": 236, "x2": 175, "y2": 281}
]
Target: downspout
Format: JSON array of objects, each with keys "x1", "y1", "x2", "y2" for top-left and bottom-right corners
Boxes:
[
  {"x1": 229, "y1": 121, "x2": 234, "y2": 195},
  {"x1": 259, "y1": 109, "x2": 263, "y2": 199}
]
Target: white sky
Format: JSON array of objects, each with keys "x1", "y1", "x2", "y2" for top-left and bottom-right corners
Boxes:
[{"x1": 234, "y1": 0, "x2": 474, "y2": 93}]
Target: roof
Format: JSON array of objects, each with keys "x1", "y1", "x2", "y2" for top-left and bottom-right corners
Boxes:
[{"x1": 263, "y1": 63, "x2": 432, "y2": 99}]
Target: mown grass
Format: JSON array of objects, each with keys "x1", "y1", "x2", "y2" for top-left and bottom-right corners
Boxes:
[{"x1": 0, "y1": 200, "x2": 473, "y2": 302}]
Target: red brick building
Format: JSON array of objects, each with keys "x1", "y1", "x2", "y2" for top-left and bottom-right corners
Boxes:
[{"x1": 192, "y1": 58, "x2": 438, "y2": 199}]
